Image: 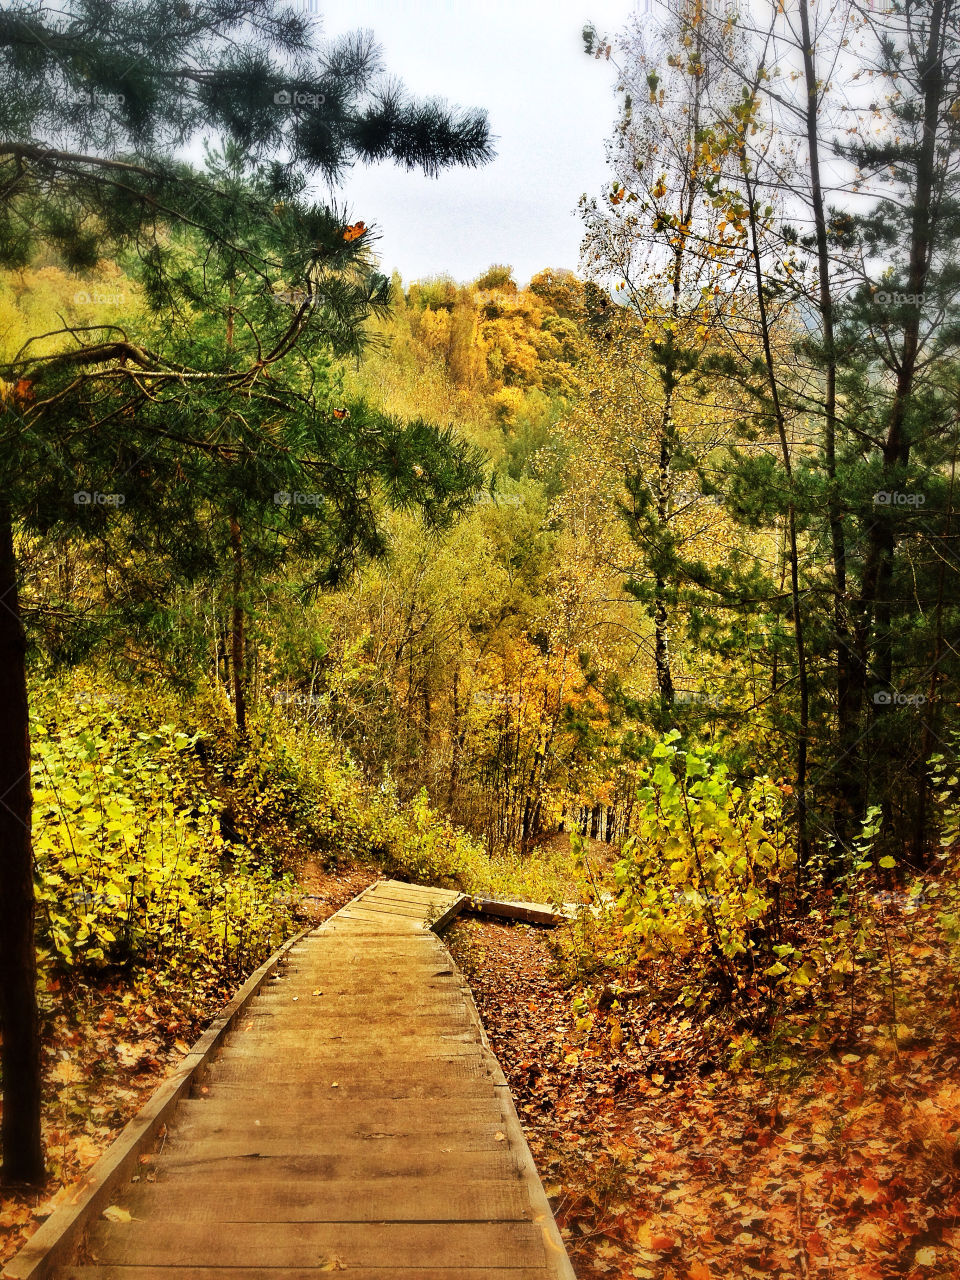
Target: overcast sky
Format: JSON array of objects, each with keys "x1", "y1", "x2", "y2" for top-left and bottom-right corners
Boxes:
[{"x1": 310, "y1": 0, "x2": 643, "y2": 287}]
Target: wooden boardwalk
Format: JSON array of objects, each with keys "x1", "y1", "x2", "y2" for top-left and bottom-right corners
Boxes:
[{"x1": 49, "y1": 879, "x2": 575, "y2": 1280}]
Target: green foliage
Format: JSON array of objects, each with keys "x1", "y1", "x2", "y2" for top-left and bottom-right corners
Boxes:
[
  {"x1": 31, "y1": 673, "x2": 296, "y2": 979},
  {"x1": 929, "y1": 748, "x2": 960, "y2": 955},
  {"x1": 602, "y1": 733, "x2": 795, "y2": 1007}
]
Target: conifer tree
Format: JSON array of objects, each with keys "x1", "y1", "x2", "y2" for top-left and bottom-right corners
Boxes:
[{"x1": 0, "y1": 0, "x2": 491, "y2": 1184}]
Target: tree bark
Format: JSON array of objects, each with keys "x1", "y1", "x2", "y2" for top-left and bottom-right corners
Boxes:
[
  {"x1": 229, "y1": 516, "x2": 246, "y2": 736},
  {"x1": 0, "y1": 503, "x2": 45, "y2": 1185},
  {"x1": 846, "y1": 0, "x2": 944, "y2": 829},
  {"x1": 797, "y1": 0, "x2": 857, "y2": 851},
  {"x1": 738, "y1": 125, "x2": 811, "y2": 872}
]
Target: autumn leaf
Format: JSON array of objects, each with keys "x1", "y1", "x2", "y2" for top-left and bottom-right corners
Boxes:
[
  {"x1": 102, "y1": 1206, "x2": 132, "y2": 1223},
  {"x1": 49, "y1": 1059, "x2": 81, "y2": 1085}
]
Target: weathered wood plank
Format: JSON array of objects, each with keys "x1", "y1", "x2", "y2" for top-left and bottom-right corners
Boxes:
[
  {"x1": 86, "y1": 1221, "x2": 547, "y2": 1270},
  {"x1": 173, "y1": 1096, "x2": 505, "y2": 1129},
  {"x1": 160, "y1": 1129, "x2": 514, "y2": 1160},
  {"x1": 202, "y1": 1051, "x2": 490, "y2": 1084},
  {"x1": 188, "y1": 1078, "x2": 497, "y2": 1102},
  {"x1": 151, "y1": 1148, "x2": 521, "y2": 1181},
  {"x1": 226, "y1": 1021, "x2": 476, "y2": 1046},
  {"x1": 109, "y1": 1177, "x2": 530, "y2": 1222},
  {"x1": 465, "y1": 896, "x2": 575, "y2": 926},
  {"x1": 64, "y1": 1269, "x2": 553, "y2": 1279},
  {"x1": 167, "y1": 1111, "x2": 508, "y2": 1144},
  {"x1": 213, "y1": 1029, "x2": 479, "y2": 1054},
  {"x1": 245, "y1": 987, "x2": 465, "y2": 1007}
]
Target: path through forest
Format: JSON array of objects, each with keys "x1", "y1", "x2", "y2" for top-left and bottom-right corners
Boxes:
[{"x1": 27, "y1": 881, "x2": 575, "y2": 1280}]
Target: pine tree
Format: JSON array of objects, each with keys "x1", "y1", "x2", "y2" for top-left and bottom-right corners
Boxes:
[{"x1": 0, "y1": 0, "x2": 491, "y2": 1184}]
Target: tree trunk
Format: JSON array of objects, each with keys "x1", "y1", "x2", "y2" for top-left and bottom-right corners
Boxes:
[
  {"x1": 845, "y1": 0, "x2": 944, "y2": 839},
  {"x1": 914, "y1": 446, "x2": 956, "y2": 863},
  {"x1": 229, "y1": 516, "x2": 246, "y2": 736},
  {"x1": 0, "y1": 504, "x2": 45, "y2": 1185},
  {"x1": 797, "y1": 0, "x2": 857, "y2": 852},
  {"x1": 738, "y1": 135, "x2": 810, "y2": 872}
]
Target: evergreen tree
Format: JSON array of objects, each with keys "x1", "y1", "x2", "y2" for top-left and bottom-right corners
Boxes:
[{"x1": 0, "y1": 0, "x2": 491, "y2": 1184}]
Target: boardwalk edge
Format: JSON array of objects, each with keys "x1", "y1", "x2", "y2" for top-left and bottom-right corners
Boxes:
[
  {"x1": 441, "y1": 943, "x2": 579, "y2": 1280},
  {"x1": 2, "y1": 927, "x2": 310, "y2": 1280}
]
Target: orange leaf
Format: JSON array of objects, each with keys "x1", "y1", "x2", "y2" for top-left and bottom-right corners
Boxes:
[{"x1": 806, "y1": 1230, "x2": 827, "y2": 1258}]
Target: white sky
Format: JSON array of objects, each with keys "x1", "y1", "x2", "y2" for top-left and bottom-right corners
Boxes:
[{"x1": 310, "y1": 0, "x2": 644, "y2": 286}]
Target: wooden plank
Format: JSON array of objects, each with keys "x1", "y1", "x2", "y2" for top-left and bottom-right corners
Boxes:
[
  {"x1": 108, "y1": 1177, "x2": 530, "y2": 1222},
  {"x1": 235, "y1": 997, "x2": 468, "y2": 1015},
  {"x1": 358, "y1": 890, "x2": 464, "y2": 913},
  {"x1": 261, "y1": 964, "x2": 458, "y2": 984},
  {"x1": 465, "y1": 896, "x2": 575, "y2": 926},
  {"x1": 166, "y1": 1117, "x2": 508, "y2": 1146},
  {"x1": 173, "y1": 1096, "x2": 501, "y2": 1129},
  {"x1": 86, "y1": 1221, "x2": 547, "y2": 1270},
  {"x1": 248, "y1": 981, "x2": 464, "y2": 1001},
  {"x1": 235, "y1": 998, "x2": 466, "y2": 1023},
  {"x1": 160, "y1": 1128, "x2": 513, "y2": 1160},
  {"x1": 189, "y1": 1078, "x2": 498, "y2": 1101},
  {"x1": 63, "y1": 1269, "x2": 553, "y2": 1279},
  {"x1": 227, "y1": 1019, "x2": 476, "y2": 1045},
  {"x1": 324, "y1": 903, "x2": 426, "y2": 920},
  {"x1": 216, "y1": 1027, "x2": 478, "y2": 1050},
  {"x1": 336, "y1": 898, "x2": 442, "y2": 919},
  {"x1": 202, "y1": 1051, "x2": 490, "y2": 1083},
  {"x1": 151, "y1": 1148, "x2": 521, "y2": 1181},
  {"x1": 380, "y1": 880, "x2": 463, "y2": 899}
]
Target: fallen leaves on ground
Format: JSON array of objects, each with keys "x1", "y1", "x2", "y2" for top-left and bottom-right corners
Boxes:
[{"x1": 448, "y1": 909, "x2": 960, "y2": 1280}]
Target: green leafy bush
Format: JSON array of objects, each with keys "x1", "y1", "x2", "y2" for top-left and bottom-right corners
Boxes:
[
  {"x1": 32, "y1": 674, "x2": 296, "y2": 979},
  {"x1": 588, "y1": 732, "x2": 796, "y2": 1009}
]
